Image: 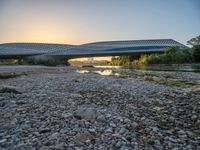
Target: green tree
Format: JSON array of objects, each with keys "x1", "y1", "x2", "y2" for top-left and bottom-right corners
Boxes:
[
  {"x1": 187, "y1": 35, "x2": 200, "y2": 46},
  {"x1": 192, "y1": 45, "x2": 200, "y2": 62}
]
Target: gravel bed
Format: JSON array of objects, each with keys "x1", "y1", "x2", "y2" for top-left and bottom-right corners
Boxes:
[{"x1": 0, "y1": 66, "x2": 199, "y2": 150}]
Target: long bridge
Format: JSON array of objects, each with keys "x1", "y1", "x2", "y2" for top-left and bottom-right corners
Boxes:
[{"x1": 0, "y1": 39, "x2": 187, "y2": 60}]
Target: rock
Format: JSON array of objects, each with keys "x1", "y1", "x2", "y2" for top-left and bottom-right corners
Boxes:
[
  {"x1": 0, "y1": 102, "x2": 6, "y2": 107},
  {"x1": 106, "y1": 114, "x2": 112, "y2": 118},
  {"x1": 49, "y1": 132, "x2": 59, "y2": 140},
  {"x1": 178, "y1": 130, "x2": 187, "y2": 138},
  {"x1": 39, "y1": 146, "x2": 49, "y2": 150},
  {"x1": 74, "y1": 107, "x2": 98, "y2": 120},
  {"x1": 119, "y1": 128, "x2": 126, "y2": 135},
  {"x1": 105, "y1": 128, "x2": 113, "y2": 133},
  {"x1": 96, "y1": 115, "x2": 106, "y2": 122},
  {"x1": 115, "y1": 141, "x2": 121, "y2": 148},
  {"x1": 124, "y1": 118, "x2": 131, "y2": 123},
  {"x1": 16, "y1": 100, "x2": 26, "y2": 105},
  {"x1": 0, "y1": 85, "x2": 22, "y2": 94},
  {"x1": 110, "y1": 123, "x2": 116, "y2": 128},
  {"x1": 0, "y1": 96, "x2": 4, "y2": 101},
  {"x1": 191, "y1": 115, "x2": 197, "y2": 120},
  {"x1": 88, "y1": 128, "x2": 96, "y2": 133},
  {"x1": 70, "y1": 93, "x2": 83, "y2": 98},
  {"x1": 131, "y1": 122, "x2": 138, "y2": 128},
  {"x1": 152, "y1": 127, "x2": 159, "y2": 133},
  {"x1": 0, "y1": 139, "x2": 7, "y2": 144},
  {"x1": 62, "y1": 112, "x2": 73, "y2": 119},
  {"x1": 39, "y1": 128, "x2": 51, "y2": 134},
  {"x1": 154, "y1": 140, "x2": 163, "y2": 149},
  {"x1": 73, "y1": 131, "x2": 94, "y2": 144}
]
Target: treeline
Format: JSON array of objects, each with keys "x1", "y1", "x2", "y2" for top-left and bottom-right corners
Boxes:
[
  {"x1": 110, "y1": 45, "x2": 200, "y2": 66},
  {"x1": 0, "y1": 58, "x2": 69, "y2": 66}
]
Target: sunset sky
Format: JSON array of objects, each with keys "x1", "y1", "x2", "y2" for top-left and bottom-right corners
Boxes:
[{"x1": 0, "y1": 0, "x2": 199, "y2": 45}]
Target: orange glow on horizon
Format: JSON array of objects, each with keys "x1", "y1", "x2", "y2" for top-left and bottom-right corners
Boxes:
[{"x1": 0, "y1": 16, "x2": 90, "y2": 45}]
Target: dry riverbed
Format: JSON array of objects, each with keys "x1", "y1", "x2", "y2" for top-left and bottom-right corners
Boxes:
[{"x1": 0, "y1": 65, "x2": 200, "y2": 150}]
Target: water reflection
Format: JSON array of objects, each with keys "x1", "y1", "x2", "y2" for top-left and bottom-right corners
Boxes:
[
  {"x1": 76, "y1": 69, "x2": 120, "y2": 76},
  {"x1": 77, "y1": 64, "x2": 200, "y2": 77},
  {"x1": 76, "y1": 70, "x2": 90, "y2": 74}
]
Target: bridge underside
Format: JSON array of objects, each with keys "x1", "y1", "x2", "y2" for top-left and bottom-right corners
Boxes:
[
  {"x1": 0, "y1": 51, "x2": 164, "y2": 60},
  {"x1": 47, "y1": 51, "x2": 163, "y2": 60}
]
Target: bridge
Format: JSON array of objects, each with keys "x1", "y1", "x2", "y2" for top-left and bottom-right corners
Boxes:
[{"x1": 0, "y1": 39, "x2": 187, "y2": 60}]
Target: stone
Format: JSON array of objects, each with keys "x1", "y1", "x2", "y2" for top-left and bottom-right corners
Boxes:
[
  {"x1": 70, "y1": 93, "x2": 83, "y2": 98},
  {"x1": 105, "y1": 128, "x2": 113, "y2": 133},
  {"x1": 0, "y1": 102, "x2": 6, "y2": 107},
  {"x1": 119, "y1": 128, "x2": 126, "y2": 135},
  {"x1": 74, "y1": 107, "x2": 98, "y2": 120},
  {"x1": 49, "y1": 132, "x2": 59, "y2": 140},
  {"x1": 0, "y1": 85, "x2": 22, "y2": 94},
  {"x1": 131, "y1": 122, "x2": 138, "y2": 128},
  {"x1": 110, "y1": 123, "x2": 116, "y2": 128},
  {"x1": 88, "y1": 128, "x2": 96, "y2": 133},
  {"x1": 39, "y1": 128, "x2": 51, "y2": 134},
  {"x1": 39, "y1": 146, "x2": 49, "y2": 150},
  {"x1": 0, "y1": 139, "x2": 7, "y2": 144},
  {"x1": 16, "y1": 100, "x2": 27, "y2": 105},
  {"x1": 62, "y1": 112, "x2": 73, "y2": 119},
  {"x1": 96, "y1": 115, "x2": 106, "y2": 122},
  {"x1": 73, "y1": 131, "x2": 94, "y2": 144},
  {"x1": 116, "y1": 141, "x2": 121, "y2": 148},
  {"x1": 191, "y1": 115, "x2": 197, "y2": 120}
]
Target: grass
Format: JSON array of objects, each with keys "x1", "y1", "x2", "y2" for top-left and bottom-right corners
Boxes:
[{"x1": 111, "y1": 68, "x2": 199, "y2": 88}]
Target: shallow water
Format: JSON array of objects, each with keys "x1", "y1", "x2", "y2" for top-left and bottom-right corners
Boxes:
[
  {"x1": 77, "y1": 64, "x2": 200, "y2": 88},
  {"x1": 139, "y1": 64, "x2": 200, "y2": 73},
  {"x1": 77, "y1": 64, "x2": 200, "y2": 77}
]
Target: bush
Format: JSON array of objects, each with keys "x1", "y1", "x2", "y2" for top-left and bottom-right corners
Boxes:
[
  {"x1": 24, "y1": 58, "x2": 69, "y2": 66},
  {"x1": 110, "y1": 46, "x2": 198, "y2": 66},
  {"x1": 146, "y1": 48, "x2": 193, "y2": 64},
  {"x1": 0, "y1": 59, "x2": 19, "y2": 65},
  {"x1": 110, "y1": 56, "x2": 133, "y2": 66}
]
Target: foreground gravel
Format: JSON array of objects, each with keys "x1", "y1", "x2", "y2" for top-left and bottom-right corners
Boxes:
[{"x1": 0, "y1": 66, "x2": 200, "y2": 150}]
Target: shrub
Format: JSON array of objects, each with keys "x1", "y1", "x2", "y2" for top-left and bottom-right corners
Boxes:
[
  {"x1": 110, "y1": 47, "x2": 196, "y2": 66},
  {"x1": 24, "y1": 58, "x2": 69, "y2": 66},
  {"x1": 0, "y1": 59, "x2": 19, "y2": 65},
  {"x1": 165, "y1": 47, "x2": 179, "y2": 54},
  {"x1": 110, "y1": 56, "x2": 133, "y2": 66}
]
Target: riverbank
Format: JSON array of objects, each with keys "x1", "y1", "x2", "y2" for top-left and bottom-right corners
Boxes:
[{"x1": 0, "y1": 66, "x2": 200, "y2": 149}]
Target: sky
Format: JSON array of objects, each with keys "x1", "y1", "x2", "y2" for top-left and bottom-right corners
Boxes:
[{"x1": 0, "y1": 0, "x2": 200, "y2": 45}]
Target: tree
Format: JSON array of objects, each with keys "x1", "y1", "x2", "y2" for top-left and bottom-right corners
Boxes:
[
  {"x1": 187, "y1": 35, "x2": 200, "y2": 46},
  {"x1": 165, "y1": 47, "x2": 179, "y2": 54},
  {"x1": 192, "y1": 45, "x2": 200, "y2": 62}
]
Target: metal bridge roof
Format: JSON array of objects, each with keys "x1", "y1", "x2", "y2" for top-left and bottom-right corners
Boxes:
[{"x1": 0, "y1": 39, "x2": 187, "y2": 59}]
